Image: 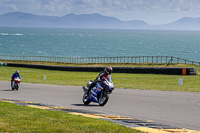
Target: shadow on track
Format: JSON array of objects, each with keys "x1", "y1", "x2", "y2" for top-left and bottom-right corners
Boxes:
[
  {"x1": 72, "y1": 104, "x2": 99, "y2": 107},
  {"x1": 1, "y1": 90, "x2": 14, "y2": 91}
]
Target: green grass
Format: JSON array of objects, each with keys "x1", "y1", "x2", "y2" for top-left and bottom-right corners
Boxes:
[
  {"x1": 0, "y1": 101, "x2": 141, "y2": 133},
  {"x1": 0, "y1": 65, "x2": 200, "y2": 92},
  {"x1": 0, "y1": 62, "x2": 199, "y2": 132}
]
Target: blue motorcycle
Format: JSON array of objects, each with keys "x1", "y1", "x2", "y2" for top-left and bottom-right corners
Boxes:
[{"x1": 82, "y1": 78, "x2": 114, "y2": 106}]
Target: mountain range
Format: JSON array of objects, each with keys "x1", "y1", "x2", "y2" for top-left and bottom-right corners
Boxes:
[{"x1": 0, "y1": 12, "x2": 200, "y2": 30}]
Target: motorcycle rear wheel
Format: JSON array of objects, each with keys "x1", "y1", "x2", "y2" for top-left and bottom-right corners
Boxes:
[
  {"x1": 13, "y1": 84, "x2": 19, "y2": 90},
  {"x1": 82, "y1": 93, "x2": 91, "y2": 105},
  {"x1": 98, "y1": 93, "x2": 109, "y2": 106},
  {"x1": 16, "y1": 85, "x2": 19, "y2": 90}
]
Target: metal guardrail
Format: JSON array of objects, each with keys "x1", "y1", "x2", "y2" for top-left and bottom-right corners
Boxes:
[
  {"x1": 0, "y1": 55, "x2": 200, "y2": 65},
  {"x1": 6, "y1": 63, "x2": 197, "y2": 75}
]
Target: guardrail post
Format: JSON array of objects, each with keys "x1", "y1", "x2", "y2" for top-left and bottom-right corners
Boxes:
[
  {"x1": 135, "y1": 57, "x2": 137, "y2": 63},
  {"x1": 166, "y1": 56, "x2": 167, "y2": 63},
  {"x1": 156, "y1": 56, "x2": 158, "y2": 63},
  {"x1": 138, "y1": 56, "x2": 140, "y2": 63},
  {"x1": 171, "y1": 56, "x2": 173, "y2": 64}
]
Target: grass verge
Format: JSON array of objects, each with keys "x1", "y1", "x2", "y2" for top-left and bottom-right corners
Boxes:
[
  {"x1": 0, "y1": 101, "x2": 141, "y2": 133},
  {"x1": 0, "y1": 65, "x2": 200, "y2": 92}
]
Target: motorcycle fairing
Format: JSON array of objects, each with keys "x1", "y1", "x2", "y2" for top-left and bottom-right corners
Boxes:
[{"x1": 88, "y1": 82, "x2": 103, "y2": 102}]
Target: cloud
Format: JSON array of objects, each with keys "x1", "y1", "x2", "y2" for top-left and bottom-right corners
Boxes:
[{"x1": 1, "y1": 0, "x2": 199, "y2": 14}]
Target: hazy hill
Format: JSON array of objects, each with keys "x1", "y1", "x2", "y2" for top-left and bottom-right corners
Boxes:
[
  {"x1": 56, "y1": 13, "x2": 122, "y2": 28},
  {"x1": 151, "y1": 17, "x2": 200, "y2": 30},
  {"x1": 0, "y1": 12, "x2": 200, "y2": 30},
  {"x1": 0, "y1": 12, "x2": 58, "y2": 27},
  {"x1": 166, "y1": 17, "x2": 200, "y2": 30},
  {"x1": 0, "y1": 12, "x2": 148, "y2": 29}
]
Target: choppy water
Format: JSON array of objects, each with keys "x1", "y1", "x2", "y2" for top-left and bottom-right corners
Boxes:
[{"x1": 0, "y1": 27, "x2": 200, "y2": 61}]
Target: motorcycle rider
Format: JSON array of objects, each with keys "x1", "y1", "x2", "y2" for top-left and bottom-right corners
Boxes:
[
  {"x1": 87, "y1": 66, "x2": 113, "y2": 94},
  {"x1": 11, "y1": 70, "x2": 21, "y2": 86}
]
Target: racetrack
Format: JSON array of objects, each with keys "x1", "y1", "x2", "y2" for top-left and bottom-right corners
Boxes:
[{"x1": 0, "y1": 81, "x2": 200, "y2": 130}]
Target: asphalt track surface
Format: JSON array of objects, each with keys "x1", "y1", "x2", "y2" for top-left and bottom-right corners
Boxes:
[{"x1": 0, "y1": 81, "x2": 200, "y2": 130}]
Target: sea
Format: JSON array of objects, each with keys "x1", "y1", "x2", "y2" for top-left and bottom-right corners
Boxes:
[{"x1": 0, "y1": 27, "x2": 200, "y2": 62}]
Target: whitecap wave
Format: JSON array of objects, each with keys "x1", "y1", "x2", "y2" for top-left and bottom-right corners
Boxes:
[
  {"x1": 0, "y1": 33, "x2": 9, "y2": 35},
  {"x1": 13, "y1": 33, "x2": 23, "y2": 36},
  {"x1": 38, "y1": 51, "x2": 43, "y2": 54},
  {"x1": 78, "y1": 34, "x2": 84, "y2": 37},
  {"x1": 0, "y1": 33, "x2": 23, "y2": 36}
]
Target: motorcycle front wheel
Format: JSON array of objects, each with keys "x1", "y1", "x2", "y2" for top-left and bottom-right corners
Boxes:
[
  {"x1": 82, "y1": 93, "x2": 91, "y2": 105},
  {"x1": 16, "y1": 85, "x2": 19, "y2": 90},
  {"x1": 98, "y1": 92, "x2": 109, "y2": 106}
]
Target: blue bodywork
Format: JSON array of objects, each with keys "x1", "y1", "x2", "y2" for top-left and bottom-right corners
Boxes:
[
  {"x1": 83, "y1": 78, "x2": 114, "y2": 106},
  {"x1": 88, "y1": 82, "x2": 103, "y2": 103},
  {"x1": 83, "y1": 79, "x2": 114, "y2": 104}
]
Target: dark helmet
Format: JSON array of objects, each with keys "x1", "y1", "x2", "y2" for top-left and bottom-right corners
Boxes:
[
  {"x1": 15, "y1": 70, "x2": 19, "y2": 74},
  {"x1": 104, "y1": 66, "x2": 112, "y2": 75}
]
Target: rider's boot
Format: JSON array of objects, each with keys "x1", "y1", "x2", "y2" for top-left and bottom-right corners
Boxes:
[
  {"x1": 11, "y1": 80, "x2": 13, "y2": 86},
  {"x1": 87, "y1": 82, "x2": 95, "y2": 95}
]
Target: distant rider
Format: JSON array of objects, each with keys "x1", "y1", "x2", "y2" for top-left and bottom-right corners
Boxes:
[
  {"x1": 87, "y1": 66, "x2": 113, "y2": 94},
  {"x1": 11, "y1": 70, "x2": 21, "y2": 86}
]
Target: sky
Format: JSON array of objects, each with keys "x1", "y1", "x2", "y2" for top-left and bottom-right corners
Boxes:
[{"x1": 0, "y1": 0, "x2": 200, "y2": 25}]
